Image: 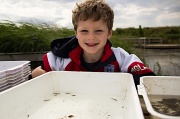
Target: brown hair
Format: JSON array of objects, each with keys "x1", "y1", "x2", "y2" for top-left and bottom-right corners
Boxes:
[{"x1": 72, "y1": 0, "x2": 114, "y2": 31}]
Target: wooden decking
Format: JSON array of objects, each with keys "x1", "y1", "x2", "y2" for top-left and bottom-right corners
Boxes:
[{"x1": 142, "y1": 44, "x2": 180, "y2": 49}]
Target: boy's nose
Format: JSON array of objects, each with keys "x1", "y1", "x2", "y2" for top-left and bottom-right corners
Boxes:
[{"x1": 87, "y1": 32, "x2": 95, "y2": 40}]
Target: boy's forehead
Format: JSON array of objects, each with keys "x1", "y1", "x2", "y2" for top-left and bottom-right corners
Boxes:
[
  {"x1": 77, "y1": 18, "x2": 106, "y2": 24},
  {"x1": 77, "y1": 19, "x2": 108, "y2": 28}
]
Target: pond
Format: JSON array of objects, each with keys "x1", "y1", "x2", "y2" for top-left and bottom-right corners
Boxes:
[{"x1": 136, "y1": 48, "x2": 180, "y2": 76}]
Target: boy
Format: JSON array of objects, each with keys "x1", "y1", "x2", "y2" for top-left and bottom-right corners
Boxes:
[{"x1": 32, "y1": 0, "x2": 155, "y2": 86}]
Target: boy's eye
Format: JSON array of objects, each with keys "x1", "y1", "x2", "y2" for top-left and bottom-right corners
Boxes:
[
  {"x1": 96, "y1": 30, "x2": 103, "y2": 32},
  {"x1": 79, "y1": 30, "x2": 103, "y2": 33},
  {"x1": 81, "y1": 30, "x2": 88, "y2": 32}
]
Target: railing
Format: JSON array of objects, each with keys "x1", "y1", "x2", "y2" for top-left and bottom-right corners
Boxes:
[
  {"x1": 121, "y1": 37, "x2": 180, "y2": 49},
  {"x1": 0, "y1": 52, "x2": 47, "y2": 61}
]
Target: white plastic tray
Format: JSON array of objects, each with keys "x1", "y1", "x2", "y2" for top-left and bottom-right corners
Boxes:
[
  {"x1": 0, "y1": 71, "x2": 144, "y2": 119},
  {"x1": 138, "y1": 76, "x2": 180, "y2": 119},
  {"x1": 0, "y1": 61, "x2": 29, "y2": 71},
  {"x1": 0, "y1": 61, "x2": 30, "y2": 92}
]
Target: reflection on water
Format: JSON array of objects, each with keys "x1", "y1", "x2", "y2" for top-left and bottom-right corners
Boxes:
[{"x1": 136, "y1": 48, "x2": 180, "y2": 76}]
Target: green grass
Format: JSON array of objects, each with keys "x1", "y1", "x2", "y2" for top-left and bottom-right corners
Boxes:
[
  {"x1": 110, "y1": 35, "x2": 135, "y2": 53},
  {"x1": 0, "y1": 21, "x2": 179, "y2": 54},
  {"x1": 0, "y1": 21, "x2": 74, "y2": 53}
]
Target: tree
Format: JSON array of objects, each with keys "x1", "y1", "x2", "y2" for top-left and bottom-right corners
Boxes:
[{"x1": 138, "y1": 25, "x2": 144, "y2": 37}]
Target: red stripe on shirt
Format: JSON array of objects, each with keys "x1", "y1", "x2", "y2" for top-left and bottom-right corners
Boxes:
[
  {"x1": 128, "y1": 62, "x2": 152, "y2": 74},
  {"x1": 43, "y1": 54, "x2": 52, "y2": 72}
]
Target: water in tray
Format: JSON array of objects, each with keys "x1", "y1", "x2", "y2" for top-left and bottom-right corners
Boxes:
[{"x1": 148, "y1": 94, "x2": 180, "y2": 116}]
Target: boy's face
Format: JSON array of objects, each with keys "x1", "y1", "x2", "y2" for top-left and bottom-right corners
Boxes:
[{"x1": 75, "y1": 19, "x2": 112, "y2": 59}]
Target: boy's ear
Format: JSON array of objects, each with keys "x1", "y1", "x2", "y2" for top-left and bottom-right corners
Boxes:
[
  {"x1": 107, "y1": 30, "x2": 113, "y2": 39},
  {"x1": 74, "y1": 30, "x2": 77, "y2": 35}
]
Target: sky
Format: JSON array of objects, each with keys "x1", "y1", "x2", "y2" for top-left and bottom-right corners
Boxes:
[{"x1": 0, "y1": 0, "x2": 180, "y2": 29}]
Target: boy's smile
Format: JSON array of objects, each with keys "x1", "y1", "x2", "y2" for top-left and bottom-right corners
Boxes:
[
  {"x1": 75, "y1": 19, "x2": 112, "y2": 63},
  {"x1": 85, "y1": 43, "x2": 98, "y2": 47}
]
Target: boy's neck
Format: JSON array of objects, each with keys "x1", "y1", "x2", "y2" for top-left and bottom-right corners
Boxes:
[{"x1": 82, "y1": 51, "x2": 103, "y2": 63}]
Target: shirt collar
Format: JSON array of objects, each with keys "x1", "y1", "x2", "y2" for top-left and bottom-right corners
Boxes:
[{"x1": 69, "y1": 41, "x2": 113, "y2": 65}]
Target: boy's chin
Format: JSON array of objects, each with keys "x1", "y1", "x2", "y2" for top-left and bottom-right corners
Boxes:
[{"x1": 84, "y1": 49, "x2": 103, "y2": 55}]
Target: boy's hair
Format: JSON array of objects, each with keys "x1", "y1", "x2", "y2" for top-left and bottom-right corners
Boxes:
[{"x1": 72, "y1": 0, "x2": 114, "y2": 31}]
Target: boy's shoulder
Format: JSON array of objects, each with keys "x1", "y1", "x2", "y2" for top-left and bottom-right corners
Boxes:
[{"x1": 111, "y1": 47, "x2": 129, "y2": 55}]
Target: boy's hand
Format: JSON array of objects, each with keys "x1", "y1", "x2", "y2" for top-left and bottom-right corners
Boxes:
[{"x1": 31, "y1": 66, "x2": 46, "y2": 78}]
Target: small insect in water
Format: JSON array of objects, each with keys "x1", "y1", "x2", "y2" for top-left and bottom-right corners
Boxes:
[
  {"x1": 68, "y1": 115, "x2": 74, "y2": 118},
  {"x1": 111, "y1": 98, "x2": 117, "y2": 101},
  {"x1": 53, "y1": 92, "x2": 60, "y2": 96},
  {"x1": 44, "y1": 99, "x2": 51, "y2": 102},
  {"x1": 65, "y1": 93, "x2": 76, "y2": 96}
]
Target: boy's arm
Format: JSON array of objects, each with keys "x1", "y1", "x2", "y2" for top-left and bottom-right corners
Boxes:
[
  {"x1": 131, "y1": 70, "x2": 156, "y2": 88},
  {"x1": 31, "y1": 53, "x2": 52, "y2": 78},
  {"x1": 31, "y1": 66, "x2": 46, "y2": 78},
  {"x1": 128, "y1": 62, "x2": 156, "y2": 87},
  {"x1": 113, "y1": 47, "x2": 156, "y2": 87}
]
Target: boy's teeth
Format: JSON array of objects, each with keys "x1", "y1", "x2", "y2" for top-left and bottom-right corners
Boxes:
[{"x1": 87, "y1": 43, "x2": 97, "y2": 45}]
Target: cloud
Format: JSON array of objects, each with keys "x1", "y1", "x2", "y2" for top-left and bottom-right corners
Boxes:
[
  {"x1": 0, "y1": 0, "x2": 75, "y2": 27},
  {"x1": 42, "y1": 0, "x2": 76, "y2": 3},
  {"x1": 113, "y1": 3, "x2": 159, "y2": 28},
  {"x1": 112, "y1": 0, "x2": 180, "y2": 28},
  {"x1": 0, "y1": 0, "x2": 179, "y2": 29},
  {"x1": 168, "y1": 6, "x2": 180, "y2": 13}
]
